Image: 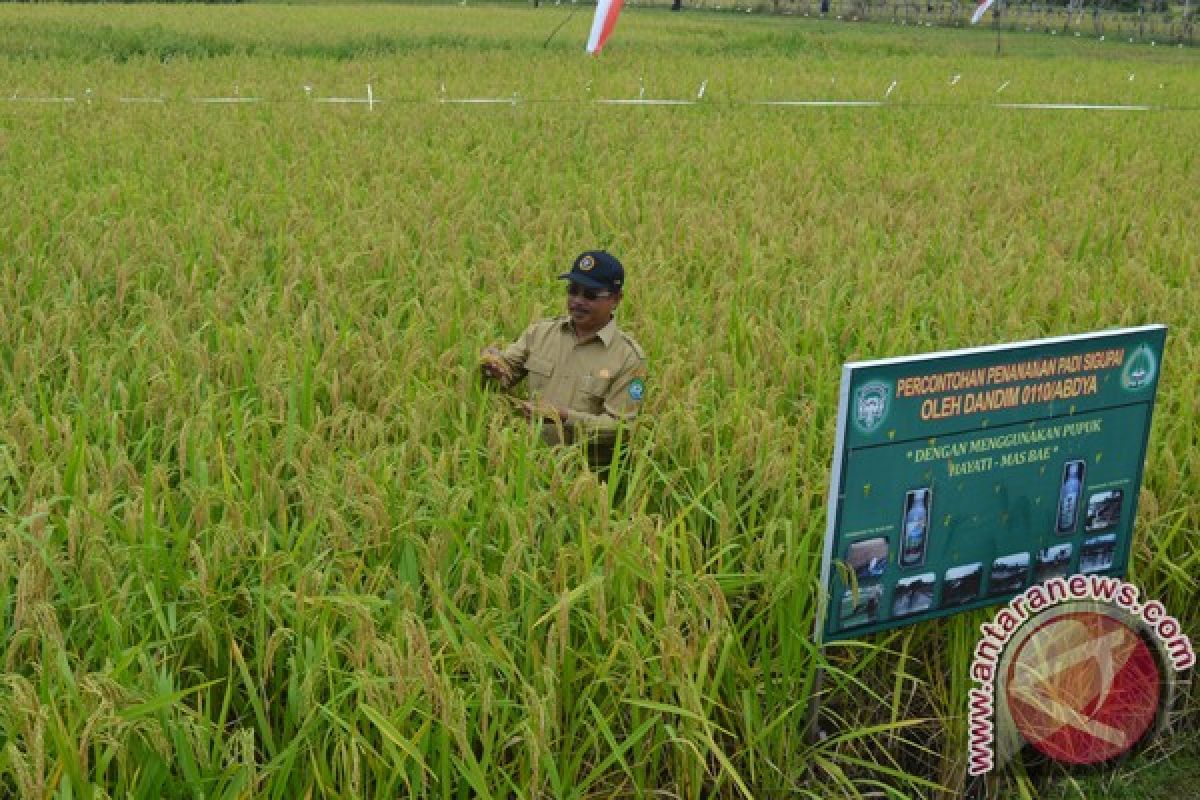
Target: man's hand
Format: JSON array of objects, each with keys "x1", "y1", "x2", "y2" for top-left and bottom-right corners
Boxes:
[
  {"x1": 480, "y1": 347, "x2": 513, "y2": 384},
  {"x1": 518, "y1": 401, "x2": 568, "y2": 424}
]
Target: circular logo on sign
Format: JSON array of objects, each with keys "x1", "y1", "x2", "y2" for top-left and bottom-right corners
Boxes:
[
  {"x1": 1120, "y1": 345, "x2": 1157, "y2": 391},
  {"x1": 578, "y1": 255, "x2": 596, "y2": 272},
  {"x1": 1001, "y1": 608, "x2": 1162, "y2": 766},
  {"x1": 853, "y1": 381, "x2": 891, "y2": 434}
]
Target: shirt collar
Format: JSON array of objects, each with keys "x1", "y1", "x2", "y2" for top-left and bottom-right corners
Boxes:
[{"x1": 562, "y1": 316, "x2": 618, "y2": 347}]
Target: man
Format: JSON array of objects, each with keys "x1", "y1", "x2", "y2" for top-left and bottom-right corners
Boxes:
[{"x1": 480, "y1": 250, "x2": 646, "y2": 470}]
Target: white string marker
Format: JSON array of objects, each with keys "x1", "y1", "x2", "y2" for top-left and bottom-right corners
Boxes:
[
  {"x1": 997, "y1": 81, "x2": 1010, "y2": 93},
  {"x1": 317, "y1": 92, "x2": 371, "y2": 106},
  {"x1": 597, "y1": 98, "x2": 695, "y2": 106},
  {"x1": 11, "y1": 96, "x2": 76, "y2": 103},
  {"x1": 697, "y1": 79, "x2": 708, "y2": 100},
  {"x1": 3, "y1": 98, "x2": 1178, "y2": 113},
  {"x1": 367, "y1": 83, "x2": 374, "y2": 111},
  {"x1": 638, "y1": 77, "x2": 645, "y2": 101},
  {"x1": 885, "y1": 80, "x2": 897, "y2": 99},
  {"x1": 758, "y1": 100, "x2": 883, "y2": 107},
  {"x1": 951, "y1": 74, "x2": 962, "y2": 86},
  {"x1": 996, "y1": 103, "x2": 1152, "y2": 111},
  {"x1": 446, "y1": 98, "x2": 498, "y2": 104},
  {"x1": 196, "y1": 96, "x2": 259, "y2": 104},
  {"x1": 197, "y1": 83, "x2": 259, "y2": 104}
]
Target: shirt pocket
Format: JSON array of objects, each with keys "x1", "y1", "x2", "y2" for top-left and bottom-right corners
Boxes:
[
  {"x1": 576, "y1": 373, "x2": 611, "y2": 414},
  {"x1": 525, "y1": 355, "x2": 555, "y2": 392}
]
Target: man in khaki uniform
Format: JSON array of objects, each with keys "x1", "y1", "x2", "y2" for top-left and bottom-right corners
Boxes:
[{"x1": 480, "y1": 250, "x2": 646, "y2": 469}]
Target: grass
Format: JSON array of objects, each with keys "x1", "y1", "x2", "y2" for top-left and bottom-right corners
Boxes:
[
  {"x1": 1002, "y1": 727, "x2": 1200, "y2": 799},
  {"x1": 0, "y1": 4, "x2": 1198, "y2": 798}
]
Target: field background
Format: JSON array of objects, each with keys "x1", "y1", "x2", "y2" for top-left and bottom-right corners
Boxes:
[{"x1": 1, "y1": 4, "x2": 1198, "y2": 798}]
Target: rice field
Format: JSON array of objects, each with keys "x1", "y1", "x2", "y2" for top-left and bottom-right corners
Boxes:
[{"x1": 1, "y1": 4, "x2": 1198, "y2": 798}]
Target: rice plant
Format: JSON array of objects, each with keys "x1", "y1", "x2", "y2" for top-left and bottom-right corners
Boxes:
[{"x1": 0, "y1": 5, "x2": 1197, "y2": 798}]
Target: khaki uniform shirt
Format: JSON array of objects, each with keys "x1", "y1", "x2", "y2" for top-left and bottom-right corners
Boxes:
[{"x1": 494, "y1": 316, "x2": 646, "y2": 456}]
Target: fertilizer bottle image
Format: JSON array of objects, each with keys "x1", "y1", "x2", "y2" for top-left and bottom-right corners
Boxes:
[
  {"x1": 1056, "y1": 460, "x2": 1085, "y2": 534},
  {"x1": 900, "y1": 488, "x2": 931, "y2": 568}
]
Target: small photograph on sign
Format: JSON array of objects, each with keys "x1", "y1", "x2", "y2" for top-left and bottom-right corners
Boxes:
[
  {"x1": 942, "y1": 563, "x2": 983, "y2": 608},
  {"x1": 1085, "y1": 489, "x2": 1124, "y2": 533},
  {"x1": 846, "y1": 537, "x2": 889, "y2": 581},
  {"x1": 987, "y1": 553, "x2": 1031, "y2": 596},
  {"x1": 899, "y1": 488, "x2": 932, "y2": 568},
  {"x1": 840, "y1": 584, "x2": 883, "y2": 628},
  {"x1": 1055, "y1": 460, "x2": 1086, "y2": 534},
  {"x1": 1080, "y1": 533, "x2": 1118, "y2": 573},
  {"x1": 893, "y1": 573, "x2": 936, "y2": 616},
  {"x1": 1035, "y1": 544, "x2": 1074, "y2": 582}
]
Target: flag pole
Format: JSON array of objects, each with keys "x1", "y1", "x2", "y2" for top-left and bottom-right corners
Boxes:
[
  {"x1": 994, "y1": 1, "x2": 1003, "y2": 57},
  {"x1": 543, "y1": 6, "x2": 581, "y2": 48}
]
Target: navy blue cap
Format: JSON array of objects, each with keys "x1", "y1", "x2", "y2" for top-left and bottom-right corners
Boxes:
[{"x1": 558, "y1": 250, "x2": 624, "y2": 292}]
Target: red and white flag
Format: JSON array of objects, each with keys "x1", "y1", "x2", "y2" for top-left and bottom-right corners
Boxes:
[
  {"x1": 586, "y1": 0, "x2": 625, "y2": 54},
  {"x1": 971, "y1": 0, "x2": 997, "y2": 24}
]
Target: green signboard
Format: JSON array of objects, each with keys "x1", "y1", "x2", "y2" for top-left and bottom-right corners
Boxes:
[{"x1": 818, "y1": 325, "x2": 1167, "y2": 643}]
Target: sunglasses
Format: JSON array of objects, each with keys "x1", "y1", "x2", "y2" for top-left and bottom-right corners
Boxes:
[{"x1": 566, "y1": 284, "x2": 614, "y2": 301}]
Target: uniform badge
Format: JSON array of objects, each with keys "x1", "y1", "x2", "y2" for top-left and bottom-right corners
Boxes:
[
  {"x1": 578, "y1": 255, "x2": 596, "y2": 271},
  {"x1": 628, "y1": 379, "x2": 645, "y2": 401}
]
